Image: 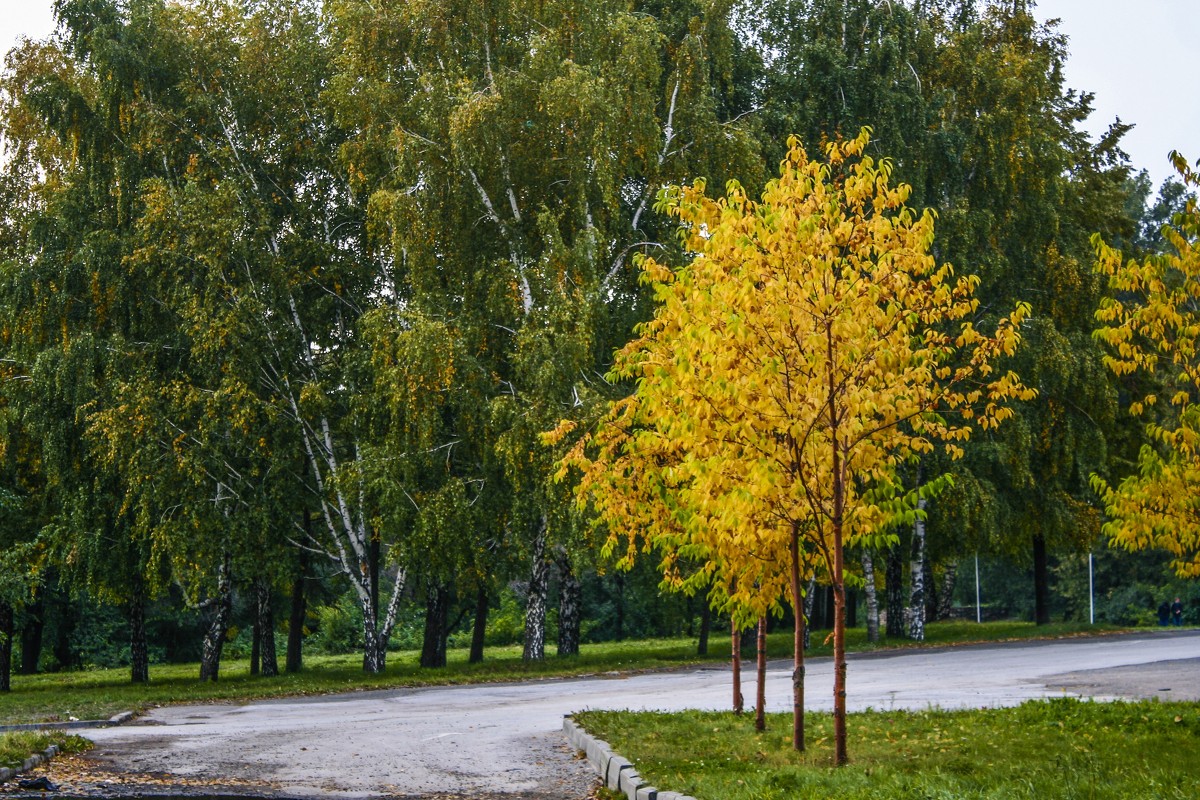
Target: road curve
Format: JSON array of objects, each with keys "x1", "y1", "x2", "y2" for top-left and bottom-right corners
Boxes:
[{"x1": 78, "y1": 630, "x2": 1200, "y2": 798}]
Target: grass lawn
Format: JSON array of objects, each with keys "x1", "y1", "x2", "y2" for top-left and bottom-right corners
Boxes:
[
  {"x1": 0, "y1": 731, "x2": 91, "y2": 770},
  {"x1": 0, "y1": 620, "x2": 1127, "y2": 726},
  {"x1": 576, "y1": 699, "x2": 1200, "y2": 800}
]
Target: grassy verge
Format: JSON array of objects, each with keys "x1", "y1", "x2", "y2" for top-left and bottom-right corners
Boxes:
[
  {"x1": 2, "y1": 620, "x2": 1129, "y2": 725},
  {"x1": 576, "y1": 699, "x2": 1200, "y2": 800},
  {"x1": 0, "y1": 731, "x2": 91, "y2": 770}
]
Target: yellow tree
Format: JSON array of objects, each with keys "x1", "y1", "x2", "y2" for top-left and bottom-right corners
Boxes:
[
  {"x1": 1092, "y1": 153, "x2": 1200, "y2": 578},
  {"x1": 556, "y1": 128, "x2": 1033, "y2": 763}
]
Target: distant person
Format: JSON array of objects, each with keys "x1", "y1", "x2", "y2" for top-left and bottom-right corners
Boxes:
[
  {"x1": 1158, "y1": 600, "x2": 1171, "y2": 626},
  {"x1": 1171, "y1": 597, "x2": 1184, "y2": 627}
]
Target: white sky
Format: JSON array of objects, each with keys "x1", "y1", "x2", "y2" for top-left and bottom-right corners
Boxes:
[{"x1": 1, "y1": 0, "x2": 1196, "y2": 190}]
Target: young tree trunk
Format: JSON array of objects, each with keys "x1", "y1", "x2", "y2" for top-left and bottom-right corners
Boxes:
[
  {"x1": 697, "y1": 587, "x2": 712, "y2": 656},
  {"x1": 790, "y1": 530, "x2": 806, "y2": 751},
  {"x1": 924, "y1": 558, "x2": 939, "y2": 624},
  {"x1": 129, "y1": 587, "x2": 149, "y2": 684},
  {"x1": 251, "y1": 600, "x2": 261, "y2": 677},
  {"x1": 1033, "y1": 534, "x2": 1050, "y2": 625},
  {"x1": 802, "y1": 578, "x2": 816, "y2": 649},
  {"x1": 257, "y1": 579, "x2": 278, "y2": 677},
  {"x1": 861, "y1": 550, "x2": 880, "y2": 643},
  {"x1": 199, "y1": 553, "x2": 233, "y2": 682},
  {"x1": 286, "y1": 550, "x2": 308, "y2": 674},
  {"x1": 937, "y1": 562, "x2": 958, "y2": 621},
  {"x1": 885, "y1": 544, "x2": 905, "y2": 638},
  {"x1": 523, "y1": 516, "x2": 549, "y2": 662},
  {"x1": 19, "y1": 593, "x2": 42, "y2": 675},
  {"x1": 614, "y1": 571, "x2": 626, "y2": 640},
  {"x1": 556, "y1": 549, "x2": 581, "y2": 657},
  {"x1": 731, "y1": 617, "x2": 743, "y2": 714},
  {"x1": 755, "y1": 616, "x2": 767, "y2": 732},
  {"x1": 908, "y1": 492, "x2": 928, "y2": 642},
  {"x1": 420, "y1": 583, "x2": 450, "y2": 668},
  {"x1": 831, "y1": 458, "x2": 850, "y2": 767},
  {"x1": 0, "y1": 602, "x2": 13, "y2": 692},
  {"x1": 469, "y1": 586, "x2": 488, "y2": 664}
]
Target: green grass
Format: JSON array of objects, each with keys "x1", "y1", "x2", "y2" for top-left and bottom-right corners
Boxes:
[
  {"x1": 0, "y1": 620, "x2": 1129, "y2": 726},
  {"x1": 0, "y1": 730, "x2": 92, "y2": 770},
  {"x1": 576, "y1": 699, "x2": 1200, "y2": 800}
]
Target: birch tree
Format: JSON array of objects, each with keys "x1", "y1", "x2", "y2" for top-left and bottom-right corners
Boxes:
[{"x1": 328, "y1": 0, "x2": 763, "y2": 658}]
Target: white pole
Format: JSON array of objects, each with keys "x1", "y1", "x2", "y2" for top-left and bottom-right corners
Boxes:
[
  {"x1": 1088, "y1": 552, "x2": 1095, "y2": 625},
  {"x1": 974, "y1": 554, "x2": 981, "y2": 624}
]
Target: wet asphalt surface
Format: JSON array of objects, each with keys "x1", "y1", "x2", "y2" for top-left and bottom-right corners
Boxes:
[{"x1": 7, "y1": 629, "x2": 1199, "y2": 799}]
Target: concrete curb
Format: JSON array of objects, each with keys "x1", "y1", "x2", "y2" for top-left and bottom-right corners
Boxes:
[
  {"x1": 0, "y1": 710, "x2": 135, "y2": 734},
  {"x1": 0, "y1": 710, "x2": 135, "y2": 784},
  {"x1": 563, "y1": 715, "x2": 698, "y2": 800},
  {"x1": 0, "y1": 742, "x2": 60, "y2": 784}
]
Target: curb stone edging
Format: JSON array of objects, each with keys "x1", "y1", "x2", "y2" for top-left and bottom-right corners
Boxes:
[
  {"x1": 0, "y1": 742, "x2": 60, "y2": 785},
  {"x1": 0, "y1": 710, "x2": 135, "y2": 734},
  {"x1": 0, "y1": 711, "x2": 135, "y2": 785},
  {"x1": 563, "y1": 715, "x2": 698, "y2": 800}
]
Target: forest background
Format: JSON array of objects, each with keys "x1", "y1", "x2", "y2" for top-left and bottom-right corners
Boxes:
[{"x1": 0, "y1": 0, "x2": 1196, "y2": 688}]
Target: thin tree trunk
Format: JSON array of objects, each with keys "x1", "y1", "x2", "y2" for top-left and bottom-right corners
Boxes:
[
  {"x1": 286, "y1": 550, "x2": 308, "y2": 674},
  {"x1": 790, "y1": 527, "x2": 806, "y2": 751},
  {"x1": 803, "y1": 576, "x2": 816, "y2": 650},
  {"x1": 469, "y1": 586, "x2": 488, "y2": 664},
  {"x1": 199, "y1": 552, "x2": 233, "y2": 682},
  {"x1": 362, "y1": 532, "x2": 381, "y2": 672},
  {"x1": 523, "y1": 516, "x2": 549, "y2": 661},
  {"x1": 1033, "y1": 534, "x2": 1050, "y2": 625},
  {"x1": 614, "y1": 571, "x2": 626, "y2": 640},
  {"x1": 885, "y1": 543, "x2": 905, "y2": 638},
  {"x1": 924, "y1": 558, "x2": 939, "y2": 624},
  {"x1": 823, "y1": 585, "x2": 836, "y2": 630},
  {"x1": 831, "y1": 454, "x2": 849, "y2": 766},
  {"x1": 0, "y1": 602, "x2": 13, "y2": 692},
  {"x1": 129, "y1": 586, "x2": 149, "y2": 684},
  {"x1": 258, "y1": 579, "x2": 278, "y2": 677},
  {"x1": 250, "y1": 594, "x2": 261, "y2": 677},
  {"x1": 755, "y1": 616, "x2": 767, "y2": 732},
  {"x1": 937, "y1": 562, "x2": 958, "y2": 620},
  {"x1": 908, "y1": 487, "x2": 928, "y2": 642},
  {"x1": 697, "y1": 587, "x2": 712, "y2": 656},
  {"x1": 861, "y1": 550, "x2": 880, "y2": 643},
  {"x1": 731, "y1": 617, "x2": 743, "y2": 714},
  {"x1": 420, "y1": 583, "x2": 450, "y2": 668},
  {"x1": 19, "y1": 593, "x2": 42, "y2": 675},
  {"x1": 556, "y1": 549, "x2": 581, "y2": 657}
]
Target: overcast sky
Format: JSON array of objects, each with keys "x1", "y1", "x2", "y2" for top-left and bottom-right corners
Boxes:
[{"x1": 2, "y1": 1, "x2": 1197, "y2": 190}]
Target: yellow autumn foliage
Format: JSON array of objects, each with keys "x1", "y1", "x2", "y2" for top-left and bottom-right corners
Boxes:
[
  {"x1": 1093, "y1": 151, "x2": 1200, "y2": 578},
  {"x1": 556, "y1": 128, "x2": 1034, "y2": 621}
]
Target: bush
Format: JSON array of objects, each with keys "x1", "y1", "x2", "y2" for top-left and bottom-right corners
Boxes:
[{"x1": 308, "y1": 592, "x2": 363, "y2": 655}]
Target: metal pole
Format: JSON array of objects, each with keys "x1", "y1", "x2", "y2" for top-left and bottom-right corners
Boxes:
[
  {"x1": 1088, "y1": 552, "x2": 1094, "y2": 625},
  {"x1": 974, "y1": 554, "x2": 981, "y2": 624}
]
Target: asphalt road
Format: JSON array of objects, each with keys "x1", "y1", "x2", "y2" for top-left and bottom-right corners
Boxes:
[{"x1": 69, "y1": 629, "x2": 1200, "y2": 798}]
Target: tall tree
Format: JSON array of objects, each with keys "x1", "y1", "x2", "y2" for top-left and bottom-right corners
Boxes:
[
  {"x1": 328, "y1": 0, "x2": 764, "y2": 659},
  {"x1": 757, "y1": 1, "x2": 1134, "y2": 625},
  {"x1": 1092, "y1": 153, "x2": 1200, "y2": 578}
]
